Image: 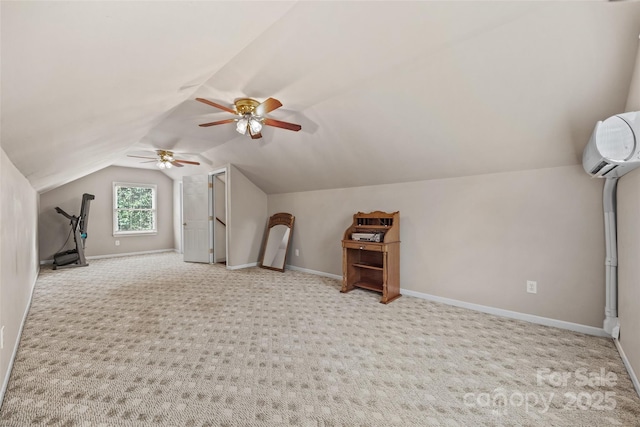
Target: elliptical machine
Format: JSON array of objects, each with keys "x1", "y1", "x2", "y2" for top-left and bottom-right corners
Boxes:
[{"x1": 53, "y1": 193, "x2": 95, "y2": 269}]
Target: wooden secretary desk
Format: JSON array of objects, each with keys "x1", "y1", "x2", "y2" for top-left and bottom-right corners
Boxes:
[{"x1": 341, "y1": 211, "x2": 400, "y2": 304}]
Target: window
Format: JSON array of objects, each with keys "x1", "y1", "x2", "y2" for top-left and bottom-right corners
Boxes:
[{"x1": 113, "y1": 182, "x2": 157, "y2": 235}]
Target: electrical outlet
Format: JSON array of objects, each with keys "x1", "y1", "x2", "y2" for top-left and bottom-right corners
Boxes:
[
  {"x1": 527, "y1": 280, "x2": 537, "y2": 294},
  {"x1": 295, "y1": 249, "x2": 299, "y2": 257},
  {"x1": 115, "y1": 240, "x2": 120, "y2": 246}
]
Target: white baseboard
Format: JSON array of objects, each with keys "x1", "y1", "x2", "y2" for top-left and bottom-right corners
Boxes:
[
  {"x1": 87, "y1": 249, "x2": 175, "y2": 260},
  {"x1": 614, "y1": 339, "x2": 640, "y2": 398},
  {"x1": 280, "y1": 265, "x2": 608, "y2": 337},
  {"x1": 227, "y1": 262, "x2": 258, "y2": 270},
  {"x1": 0, "y1": 267, "x2": 39, "y2": 408},
  {"x1": 401, "y1": 288, "x2": 609, "y2": 337},
  {"x1": 40, "y1": 249, "x2": 176, "y2": 265},
  {"x1": 286, "y1": 265, "x2": 342, "y2": 281}
]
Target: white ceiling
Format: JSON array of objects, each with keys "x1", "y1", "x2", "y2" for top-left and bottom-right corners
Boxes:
[{"x1": 2, "y1": 1, "x2": 640, "y2": 194}]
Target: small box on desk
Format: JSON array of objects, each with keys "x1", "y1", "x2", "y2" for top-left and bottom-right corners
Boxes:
[{"x1": 351, "y1": 232, "x2": 384, "y2": 242}]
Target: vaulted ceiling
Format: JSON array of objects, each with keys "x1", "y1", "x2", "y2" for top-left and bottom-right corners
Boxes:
[{"x1": 2, "y1": 1, "x2": 640, "y2": 194}]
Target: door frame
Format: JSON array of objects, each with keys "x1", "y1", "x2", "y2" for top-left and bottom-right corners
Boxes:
[
  {"x1": 179, "y1": 181, "x2": 184, "y2": 254},
  {"x1": 209, "y1": 167, "x2": 228, "y2": 266}
]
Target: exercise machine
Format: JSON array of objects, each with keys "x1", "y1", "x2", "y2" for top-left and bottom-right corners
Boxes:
[{"x1": 53, "y1": 193, "x2": 95, "y2": 269}]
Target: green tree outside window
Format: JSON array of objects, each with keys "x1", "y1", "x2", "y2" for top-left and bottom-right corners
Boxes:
[{"x1": 113, "y1": 183, "x2": 157, "y2": 234}]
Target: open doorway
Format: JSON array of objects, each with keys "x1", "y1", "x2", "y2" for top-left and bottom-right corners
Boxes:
[{"x1": 211, "y1": 171, "x2": 226, "y2": 264}]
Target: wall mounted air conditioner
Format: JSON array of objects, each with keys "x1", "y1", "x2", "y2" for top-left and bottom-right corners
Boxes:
[
  {"x1": 583, "y1": 111, "x2": 640, "y2": 178},
  {"x1": 582, "y1": 111, "x2": 640, "y2": 339}
]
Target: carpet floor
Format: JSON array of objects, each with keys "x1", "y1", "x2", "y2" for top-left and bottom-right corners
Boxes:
[{"x1": 0, "y1": 252, "x2": 639, "y2": 426}]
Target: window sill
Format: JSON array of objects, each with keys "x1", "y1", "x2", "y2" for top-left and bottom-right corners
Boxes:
[{"x1": 113, "y1": 231, "x2": 158, "y2": 237}]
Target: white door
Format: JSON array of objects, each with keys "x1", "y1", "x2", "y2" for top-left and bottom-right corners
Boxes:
[{"x1": 183, "y1": 174, "x2": 211, "y2": 263}]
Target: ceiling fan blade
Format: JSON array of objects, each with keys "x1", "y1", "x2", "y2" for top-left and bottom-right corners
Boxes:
[
  {"x1": 255, "y1": 98, "x2": 282, "y2": 116},
  {"x1": 127, "y1": 155, "x2": 158, "y2": 160},
  {"x1": 170, "y1": 161, "x2": 184, "y2": 168},
  {"x1": 263, "y1": 118, "x2": 302, "y2": 132},
  {"x1": 140, "y1": 160, "x2": 157, "y2": 163},
  {"x1": 196, "y1": 98, "x2": 237, "y2": 114},
  {"x1": 173, "y1": 159, "x2": 201, "y2": 165},
  {"x1": 198, "y1": 118, "x2": 237, "y2": 127}
]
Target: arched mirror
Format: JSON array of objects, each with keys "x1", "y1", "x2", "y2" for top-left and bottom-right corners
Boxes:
[{"x1": 260, "y1": 213, "x2": 295, "y2": 272}]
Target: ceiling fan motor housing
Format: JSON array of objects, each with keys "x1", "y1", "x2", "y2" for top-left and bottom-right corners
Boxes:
[
  {"x1": 234, "y1": 98, "x2": 260, "y2": 115},
  {"x1": 157, "y1": 150, "x2": 173, "y2": 160}
]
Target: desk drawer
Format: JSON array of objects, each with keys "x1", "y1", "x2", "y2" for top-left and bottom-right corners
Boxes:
[{"x1": 343, "y1": 240, "x2": 384, "y2": 252}]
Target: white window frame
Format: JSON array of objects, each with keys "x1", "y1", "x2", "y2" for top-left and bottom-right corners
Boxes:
[{"x1": 113, "y1": 182, "x2": 158, "y2": 236}]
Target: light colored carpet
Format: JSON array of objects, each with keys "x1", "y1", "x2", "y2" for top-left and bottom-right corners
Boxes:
[{"x1": 1, "y1": 252, "x2": 639, "y2": 426}]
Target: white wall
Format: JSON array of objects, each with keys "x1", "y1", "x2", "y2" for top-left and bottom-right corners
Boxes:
[
  {"x1": 268, "y1": 165, "x2": 605, "y2": 328},
  {"x1": 228, "y1": 165, "x2": 267, "y2": 267},
  {"x1": 0, "y1": 148, "x2": 39, "y2": 401},
  {"x1": 39, "y1": 166, "x2": 175, "y2": 261}
]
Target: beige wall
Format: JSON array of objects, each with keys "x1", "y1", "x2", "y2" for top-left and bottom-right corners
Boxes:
[
  {"x1": 626, "y1": 38, "x2": 640, "y2": 112},
  {"x1": 228, "y1": 165, "x2": 267, "y2": 268},
  {"x1": 617, "y1": 167, "x2": 640, "y2": 385},
  {"x1": 39, "y1": 166, "x2": 175, "y2": 261},
  {"x1": 269, "y1": 165, "x2": 605, "y2": 327},
  {"x1": 0, "y1": 149, "x2": 39, "y2": 398}
]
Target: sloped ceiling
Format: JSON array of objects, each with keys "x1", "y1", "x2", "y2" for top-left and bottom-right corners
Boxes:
[{"x1": 2, "y1": 1, "x2": 640, "y2": 194}]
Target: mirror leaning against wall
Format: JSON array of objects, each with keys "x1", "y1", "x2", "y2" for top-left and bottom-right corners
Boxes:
[{"x1": 260, "y1": 212, "x2": 295, "y2": 272}]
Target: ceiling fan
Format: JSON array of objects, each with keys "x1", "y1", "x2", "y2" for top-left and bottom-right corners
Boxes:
[
  {"x1": 196, "y1": 97, "x2": 301, "y2": 139},
  {"x1": 127, "y1": 150, "x2": 200, "y2": 169}
]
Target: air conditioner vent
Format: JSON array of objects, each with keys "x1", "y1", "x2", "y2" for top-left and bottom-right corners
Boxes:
[{"x1": 590, "y1": 161, "x2": 609, "y2": 175}]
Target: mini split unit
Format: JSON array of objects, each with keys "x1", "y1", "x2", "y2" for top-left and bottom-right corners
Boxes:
[
  {"x1": 583, "y1": 111, "x2": 640, "y2": 178},
  {"x1": 582, "y1": 110, "x2": 640, "y2": 339}
]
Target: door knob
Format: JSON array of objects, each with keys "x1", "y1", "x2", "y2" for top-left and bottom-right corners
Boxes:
[{"x1": 183, "y1": 223, "x2": 187, "y2": 226}]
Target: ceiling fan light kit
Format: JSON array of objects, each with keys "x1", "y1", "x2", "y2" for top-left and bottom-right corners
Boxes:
[
  {"x1": 157, "y1": 150, "x2": 174, "y2": 169},
  {"x1": 236, "y1": 117, "x2": 248, "y2": 134},
  {"x1": 249, "y1": 116, "x2": 263, "y2": 134},
  {"x1": 236, "y1": 115, "x2": 264, "y2": 136},
  {"x1": 196, "y1": 97, "x2": 301, "y2": 139}
]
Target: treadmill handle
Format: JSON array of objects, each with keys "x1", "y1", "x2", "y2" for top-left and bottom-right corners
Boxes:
[{"x1": 55, "y1": 207, "x2": 74, "y2": 221}]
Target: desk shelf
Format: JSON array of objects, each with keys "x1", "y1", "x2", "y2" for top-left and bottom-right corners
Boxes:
[
  {"x1": 352, "y1": 262, "x2": 384, "y2": 271},
  {"x1": 354, "y1": 280, "x2": 384, "y2": 292}
]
